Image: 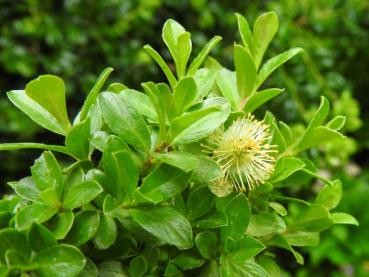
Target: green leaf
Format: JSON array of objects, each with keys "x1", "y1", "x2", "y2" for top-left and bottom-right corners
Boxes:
[
  {"x1": 136, "y1": 164, "x2": 191, "y2": 204},
  {"x1": 315, "y1": 180, "x2": 342, "y2": 210},
  {"x1": 309, "y1": 96, "x2": 330, "y2": 129},
  {"x1": 98, "y1": 261, "x2": 126, "y2": 277},
  {"x1": 216, "y1": 68, "x2": 240, "y2": 110},
  {"x1": 5, "y1": 249, "x2": 28, "y2": 269},
  {"x1": 77, "y1": 67, "x2": 113, "y2": 123},
  {"x1": 79, "y1": 258, "x2": 98, "y2": 277},
  {"x1": 243, "y1": 88, "x2": 284, "y2": 113},
  {"x1": 257, "y1": 256, "x2": 280, "y2": 277},
  {"x1": 253, "y1": 11, "x2": 279, "y2": 68},
  {"x1": 28, "y1": 223, "x2": 57, "y2": 252},
  {"x1": 0, "y1": 229, "x2": 31, "y2": 263},
  {"x1": 284, "y1": 231, "x2": 320, "y2": 247},
  {"x1": 193, "y1": 211, "x2": 228, "y2": 229},
  {"x1": 187, "y1": 186, "x2": 214, "y2": 221},
  {"x1": 7, "y1": 90, "x2": 67, "y2": 135},
  {"x1": 236, "y1": 13, "x2": 254, "y2": 55},
  {"x1": 193, "y1": 68, "x2": 217, "y2": 99},
  {"x1": 234, "y1": 44, "x2": 256, "y2": 98},
  {"x1": 164, "y1": 262, "x2": 182, "y2": 277},
  {"x1": 128, "y1": 256, "x2": 147, "y2": 277},
  {"x1": 221, "y1": 194, "x2": 251, "y2": 242},
  {"x1": 199, "y1": 260, "x2": 220, "y2": 277},
  {"x1": 187, "y1": 36, "x2": 222, "y2": 75},
  {"x1": 107, "y1": 82, "x2": 127, "y2": 93},
  {"x1": 65, "y1": 118, "x2": 91, "y2": 160},
  {"x1": 25, "y1": 75, "x2": 70, "y2": 130},
  {"x1": 94, "y1": 214, "x2": 117, "y2": 250},
  {"x1": 191, "y1": 157, "x2": 222, "y2": 183},
  {"x1": 32, "y1": 245, "x2": 86, "y2": 277},
  {"x1": 98, "y1": 91, "x2": 151, "y2": 152},
  {"x1": 270, "y1": 157, "x2": 305, "y2": 183},
  {"x1": 267, "y1": 235, "x2": 304, "y2": 265},
  {"x1": 233, "y1": 236, "x2": 266, "y2": 257},
  {"x1": 256, "y1": 48, "x2": 303, "y2": 88},
  {"x1": 119, "y1": 89, "x2": 157, "y2": 121},
  {"x1": 130, "y1": 206, "x2": 193, "y2": 249},
  {"x1": 170, "y1": 97, "x2": 231, "y2": 145},
  {"x1": 8, "y1": 177, "x2": 40, "y2": 203},
  {"x1": 247, "y1": 214, "x2": 286, "y2": 237},
  {"x1": 295, "y1": 126, "x2": 346, "y2": 152},
  {"x1": 220, "y1": 256, "x2": 268, "y2": 277},
  {"x1": 48, "y1": 210, "x2": 74, "y2": 240},
  {"x1": 162, "y1": 19, "x2": 191, "y2": 79},
  {"x1": 331, "y1": 213, "x2": 359, "y2": 226},
  {"x1": 31, "y1": 151, "x2": 64, "y2": 196},
  {"x1": 172, "y1": 254, "x2": 205, "y2": 270},
  {"x1": 196, "y1": 231, "x2": 218, "y2": 259},
  {"x1": 326, "y1": 115, "x2": 346, "y2": 131},
  {"x1": 143, "y1": 45, "x2": 177, "y2": 89},
  {"x1": 103, "y1": 136, "x2": 138, "y2": 202},
  {"x1": 173, "y1": 77, "x2": 197, "y2": 115},
  {"x1": 64, "y1": 210, "x2": 100, "y2": 246},
  {"x1": 153, "y1": 152, "x2": 198, "y2": 172},
  {"x1": 63, "y1": 180, "x2": 103, "y2": 209},
  {"x1": 292, "y1": 204, "x2": 332, "y2": 232},
  {"x1": 269, "y1": 202, "x2": 287, "y2": 216},
  {"x1": 16, "y1": 203, "x2": 57, "y2": 230}
]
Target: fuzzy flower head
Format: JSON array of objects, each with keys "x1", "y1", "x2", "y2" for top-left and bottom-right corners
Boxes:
[{"x1": 204, "y1": 114, "x2": 277, "y2": 197}]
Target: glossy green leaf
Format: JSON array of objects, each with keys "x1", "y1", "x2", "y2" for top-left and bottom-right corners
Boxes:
[
  {"x1": 31, "y1": 151, "x2": 63, "y2": 196},
  {"x1": 196, "y1": 231, "x2": 218, "y2": 259},
  {"x1": 98, "y1": 261, "x2": 126, "y2": 277},
  {"x1": 172, "y1": 254, "x2": 205, "y2": 270},
  {"x1": 331, "y1": 213, "x2": 359, "y2": 226},
  {"x1": 187, "y1": 36, "x2": 222, "y2": 75},
  {"x1": 220, "y1": 256, "x2": 268, "y2": 277},
  {"x1": 193, "y1": 211, "x2": 228, "y2": 229},
  {"x1": 136, "y1": 164, "x2": 191, "y2": 204},
  {"x1": 98, "y1": 91, "x2": 151, "y2": 151},
  {"x1": 162, "y1": 19, "x2": 191, "y2": 79},
  {"x1": 48, "y1": 210, "x2": 74, "y2": 240},
  {"x1": 222, "y1": 194, "x2": 251, "y2": 242},
  {"x1": 128, "y1": 256, "x2": 147, "y2": 277},
  {"x1": 247, "y1": 213, "x2": 286, "y2": 237},
  {"x1": 170, "y1": 97, "x2": 231, "y2": 145},
  {"x1": 77, "y1": 67, "x2": 113, "y2": 123},
  {"x1": 284, "y1": 231, "x2": 320, "y2": 247},
  {"x1": 130, "y1": 206, "x2": 193, "y2": 249},
  {"x1": 16, "y1": 203, "x2": 57, "y2": 230},
  {"x1": 7, "y1": 90, "x2": 67, "y2": 135},
  {"x1": 65, "y1": 210, "x2": 100, "y2": 246},
  {"x1": 234, "y1": 44, "x2": 256, "y2": 98},
  {"x1": 193, "y1": 68, "x2": 217, "y2": 99},
  {"x1": 153, "y1": 151, "x2": 198, "y2": 172},
  {"x1": 120, "y1": 89, "x2": 157, "y2": 121},
  {"x1": 79, "y1": 258, "x2": 98, "y2": 277},
  {"x1": 187, "y1": 186, "x2": 214, "y2": 221},
  {"x1": 315, "y1": 180, "x2": 342, "y2": 210},
  {"x1": 216, "y1": 68, "x2": 240, "y2": 110},
  {"x1": 253, "y1": 11, "x2": 279, "y2": 68},
  {"x1": 65, "y1": 118, "x2": 91, "y2": 160},
  {"x1": 28, "y1": 223, "x2": 57, "y2": 252},
  {"x1": 63, "y1": 180, "x2": 103, "y2": 209},
  {"x1": 0, "y1": 229, "x2": 31, "y2": 263},
  {"x1": 326, "y1": 115, "x2": 346, "y2": 131},
  {"x1": 103, "y1": 136, "x2": 138, "y2": 202},
  {"x1": 256, "y1": 48, "x2": 303, "y2": 88},
  {"x1": 94, "y1": 214, "x2": 117, "y2": 250},
  {"x1": 243, "y1": 88, "x2": 284, "y2": 113},
  {"x1": 173, "y1": 77, "x2": 197, "y2": 114},
  {"x1": 292, "y1": 204, "x2": 332, "y2": 232},
  {"x1": 236, "y1": 13, "x2": 254, "y2": 54},
  {"x1": 8, "y1": 177, "x2": 40, "y2": 203},
  {"x1": 269, "y1": 202, "x2": 287, "y2": 216},
  {"x1": 191, "y1": 157, "x2": 223, "y2": 183},
  {"x1": 267, "y1": 235, "x2": 304, "y2": 265},
  {"x1": 32, "y1": 245, "x2": 86, "y2": 277},
  {"x1": 270, "y1": 157, "x2": 305, "y2": 183},
  {"x1": 25, "y1": 75, "x2": 70, "y2": 130},
  {"x1": 143, "y1": 45, "x2": 177, "y2": 89}
]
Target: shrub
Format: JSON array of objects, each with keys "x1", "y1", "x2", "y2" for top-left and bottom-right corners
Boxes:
[{"x1": 0, "y1": 12, "x2": 357, "y2": 276}]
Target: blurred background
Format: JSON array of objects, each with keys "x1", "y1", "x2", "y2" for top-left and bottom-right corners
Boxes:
[{"x1": 0, "y1": 0, "x2": 368, "y2": 276}]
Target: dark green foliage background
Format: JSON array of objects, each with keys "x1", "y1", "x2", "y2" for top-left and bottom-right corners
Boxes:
[{"x1": 0, "y1": 0, "x2": 368, "y2": 276}]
